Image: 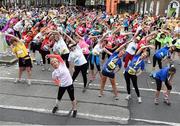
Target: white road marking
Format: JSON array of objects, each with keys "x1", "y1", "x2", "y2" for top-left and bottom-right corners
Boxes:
[
  {"x1": 0, "y1": 77, "x2": 180, "y2": 95},
  {"x1": 131, "y1": 118, "x2": 180, "y2": 126},
  {"x1": 0, "y1": 105, "x2": 128, "y2": 122},
  {"x1": 0, "y1": 104, "x2": 179, "y2": 125}
]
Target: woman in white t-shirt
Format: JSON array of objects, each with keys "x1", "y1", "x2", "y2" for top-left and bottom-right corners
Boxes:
[
  {"x1": 52, "y1": 32, "x2": 70, "y2": 68},
  {"x1": 47, "y1": 54, "x2": 77, "y2": 117},
  {"x1": 63, "y1": 32, "x2": 88, "y2": 92}
]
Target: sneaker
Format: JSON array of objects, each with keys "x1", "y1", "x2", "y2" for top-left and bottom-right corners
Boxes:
[
  {"x1": 98, "y1": 93, "x2": 103, "y2": 97},
  {"x1": 72, "y1": 110, "x2": 77, "y2": 118},
  {"x1": 164, "y1": 98, "x2": 171, "y2": 105},
  {"x1": 82, "y1": 87, "x2": 86, "y2": 93},
  {"x1": 52, "y1": 106, "x2": 58, "y2": 114},
  {"x1": 42, "y1": 67, "x2": 45, "y2": 71},
  {"x1": 138, "y1": 97, "x2": 142, "y2": 103},
  {"x1": 27, "y1": 80, "x2": 31, "y2": 85},
  {"x1": 125, "y1": 95, "x2": 131, "y2": 100},
  {"x1": 154, "y1": 98, "x2": 159, "y2": 105},
  {"x1": 114, "y1": 96, "x2": 119, "y2": 100},
  {"x1": 47, "y1": 67, "x2": 51, "y2": 71},
  {"x1": 14, "y1": 79, "x2": 21, "y2": 84},
  {"x1": 147, "y1": 60, "x2": 151, "y2": 64}
]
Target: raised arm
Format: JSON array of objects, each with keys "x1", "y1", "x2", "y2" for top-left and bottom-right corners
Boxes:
[
  {"x1": 98, "y1": 31, "x2": 110, "y2": 43},
  {"x1": 63, "y1": 31, "x2": 77, "y2": 44},
  {"x1": 136, "y1": 45, "x2": 155, "y2": 55},
  {"x1": 75, "y1": 31, "x2": 83, "y2": 40},
  {"x1": 3, "y1": 33, "x2": 22, "y2": 42},
  {"x1": 115, "y1": 40, "x2": 132, "y2": 52},
  {"x1": 47, "y1": 54, "x2": 64, "y2": 63}
]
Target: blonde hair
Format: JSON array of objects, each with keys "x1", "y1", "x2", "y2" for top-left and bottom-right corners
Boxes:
[{"x1": 50, "y1": 58, "x2": 59, "y2": 63}]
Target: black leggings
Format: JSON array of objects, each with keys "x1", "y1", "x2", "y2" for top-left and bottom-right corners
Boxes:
[
  {"x1": 124, "y1": 71, "x2": 140, "y2": 97},
  {"x1": 14, "y1": 30, "x2": 21, "y2": 39},
  {"x1": 102, "y1": 51, "x2": 110, "y2": 60},
  {"x1": 155, "y1": 40, "x2": 161, "y2": 50},
  {"x1": 72, "y1": 63, "x2": 88, "y2": 88},
  {"x1": 57, "y1": 84, "x2": 75, "y2": 101},
  {"x1": 155, "y1": 78, "x2": 172, "y2": 91},
  {"x1": 39, "y1": 50, "x2": 50, "y2": 64},
  {"x1": 153, "y1": 55, "x2": 162, "y2": 69},
  {"x1": 84, "y1": 54, "x2": 90, "y2": 70}
]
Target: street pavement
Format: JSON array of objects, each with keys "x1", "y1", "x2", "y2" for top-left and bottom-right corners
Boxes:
[{"x1": 0, "y1": 54, "x2": 180, "y2": 125}]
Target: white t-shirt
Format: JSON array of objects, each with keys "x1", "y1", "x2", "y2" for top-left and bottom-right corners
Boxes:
[
  {"x1": 13, "y1": 21, "x2": 24, "y2": 32},
  {"x1": 126, "y1": 41, "x2": 137, "y2": 55},
  {"x1": 68, "y1": 45, "x2": 87, "y2": 66},
  {"x1": 52, "y1": 63, "x2": 72, "y2": 87},
  {"x1": 33, "y1": 32, "x2": 43, "y2": 43},
  {"x1": 53, "y1": 37, "x2": 69, "y2": 55},
  {"x1": 92, "y1": 43, "x2": 103, "y2": 55}
]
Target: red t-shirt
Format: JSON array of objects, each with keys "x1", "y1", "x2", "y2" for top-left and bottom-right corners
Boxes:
[
  {"x1": 137, "y1": 38, "x2": 147, "y2": 49},
  {"x1": 41, "y1": 37, "x2": 50, "y2": 51}
]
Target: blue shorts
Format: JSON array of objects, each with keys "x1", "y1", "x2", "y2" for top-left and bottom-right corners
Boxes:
[{"x1": 102, "y1": 69, "x2": 115, "y2": 78}]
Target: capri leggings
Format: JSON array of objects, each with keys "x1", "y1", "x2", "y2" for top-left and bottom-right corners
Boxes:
[
  {"x1": 89, "y1": 54, "x2": 101, "y2": 71},
  {"x1": 153, "y1": 55, "x2": 162, "y2": 69},
  {"x1": 57, "y1": 84, "x2": 75, "y2": 101},
  {"x1": 155, "y1": 78, "x2": 172, "y2": 91}
]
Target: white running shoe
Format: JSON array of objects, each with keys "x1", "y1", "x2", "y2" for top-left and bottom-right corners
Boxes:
[
  {"x1": 154, "y1": 98, "x2": 159, "y2": 105},
  {"x1": 114, "y1": 96, "x2": 119, "y2": 100},
  {"x1": 47, "y1": 67, "x2": 51, "y2": 71},
  {"x1": 42, "y1": 67, "x2": 45, "y2": 71},
  {"x1": 27, "y1": 79, "x2": 31, "y2": 85},
  {"x1": 14, "y1": 79, "x2": 22, "y2": 84},
  {"x1": 125, "y1": 95, "x2": 131, "y2": 100},
  {"x1": 138, "y1": 97, "x2": 142, "y2": 103},
  {"x1": 147, "y1": 60, "x2": 151, "y2": 64}
]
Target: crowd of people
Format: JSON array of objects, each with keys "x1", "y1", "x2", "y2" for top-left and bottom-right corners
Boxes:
[{"x1": 0, "y1": 5, "x2": 179, "y2": 117}]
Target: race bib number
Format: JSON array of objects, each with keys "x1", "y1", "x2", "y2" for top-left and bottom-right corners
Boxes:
[
  {"x1": 17, "y1": 50, "x2": 23, "y2": 55},
  {"x1": 108, "y1": 61, "x2": 116, "y2": 70},
  {"x1": 128, "y1": 67, "x2": 136, "y2": 75}
]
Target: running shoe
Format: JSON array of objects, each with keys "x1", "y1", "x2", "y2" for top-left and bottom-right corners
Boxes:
[
  {"x1": 164, "y1": 98, "x2": 171, "y2": 105},
  {"x1": 27, "y1": 79, "x2": 31, "y2": 85},
  {"x1": 154, "y1": 98, "x2": 159, "y2": 105},
  {"x1": 138, "y1": 97, "x2": 142, "y2": 103},
  {"x1": 52, "y1": 106, "x2": 58, "y2": 114},
  {"x1": 14, "y1": 79, "x2": 22, "y2": 84},
  {"x1": 82, "y1": 87, "x2": 86, "y2": 93},
  {"x1": 114, "y1": 96, "x2": 119, "y2": 100},
  {"x1": 98, "y1": 93, "x2": 103, "y2": 97},
  {"x1": 47, "y1": 67, "x2": 51, "y2": 71},
  {"x1": 42, "y1": 66, "x2": 45, "y2": 71},
  {"x1": 72, "y1": 110, "x2": 77, "y2": 118},
  {"x1": 125, "y1": 95, "x2": 131, "y2": 100}
]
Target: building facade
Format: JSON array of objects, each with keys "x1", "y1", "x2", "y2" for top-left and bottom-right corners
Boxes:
[
  {"x1": 106, "y1": 0, "x2": 137, "y2": 15},
  {"x1": 136, "y1": 0, "x2": 180, "y2": 17}
]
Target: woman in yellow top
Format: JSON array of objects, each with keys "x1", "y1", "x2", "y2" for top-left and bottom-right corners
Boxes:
[{"x1": 4, "y1": 33, "x2": 32, "y2": 85}]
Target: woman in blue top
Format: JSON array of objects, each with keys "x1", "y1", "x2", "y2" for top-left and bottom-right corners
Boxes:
[
  {"x1": 99, "y1": 41, "x2": 132, "y2": 99},
  {"x1": 151, "y1": 66, "x2": 176, "y2": 105},
  {"x1": 152, "y1": 45, "x2": 175, "y2": 70},
  {"x1": 124, "y1": 45, "x2": 155, "y2": 103}
]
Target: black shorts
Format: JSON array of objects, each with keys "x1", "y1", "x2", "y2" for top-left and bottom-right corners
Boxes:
[
  {"x1": 102, "y1": 69, "x2": 115, "y2": 78},
  {"x1": 19, "y1": 57, "x2": 32, "y2": 68}
]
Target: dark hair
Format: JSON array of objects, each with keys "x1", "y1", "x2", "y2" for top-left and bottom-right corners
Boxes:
[{"x1": 169, "y1": 66, "x2": 176, "y2": 74}]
